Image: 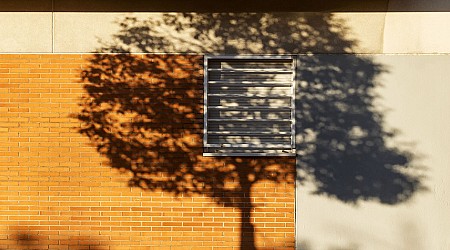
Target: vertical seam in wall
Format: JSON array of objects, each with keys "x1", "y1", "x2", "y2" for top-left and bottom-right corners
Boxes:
[
  {"x1": 52, "y1": 0, "x2": 55, "y2": 53},
  {"x1": 381, "y1": 0, "x2": 391, "y2": 53},
  {"x1": 380, "y1": 13, "x2": 386, "y2": 54}
]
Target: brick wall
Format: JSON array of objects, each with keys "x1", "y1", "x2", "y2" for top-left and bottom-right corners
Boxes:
[{"x1": 0, "y1": 54, "x2": 295, "y2": 249}]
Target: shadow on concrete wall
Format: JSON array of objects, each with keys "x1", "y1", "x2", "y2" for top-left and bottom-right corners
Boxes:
[
  {"x1": 298, "y1": 240, "x2": 361, "y2": 250},
  {"x1": 295, "y1": 53, "x2": 425, "y2": 204},
  {"x1": 76, "y1": 13, "x2": 425, "y2": 249}
]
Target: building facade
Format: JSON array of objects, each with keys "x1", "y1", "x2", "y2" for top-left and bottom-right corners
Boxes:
[{"x1": 1, "y1": 1, "x2": 450, "y2": 249}]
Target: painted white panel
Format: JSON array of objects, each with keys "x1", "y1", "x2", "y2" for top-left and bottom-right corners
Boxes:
[{"x1": 0, "y1": 12, "x2": 52, "y2": 52}]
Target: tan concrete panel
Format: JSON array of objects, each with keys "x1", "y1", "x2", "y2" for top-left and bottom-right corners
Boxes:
[
  {"x1": 0, "y1": 12, "x2": 52, "y2": 52},
  {"x1": 383, "y1": 13, "x2": 450, "y2": 53},
  {"x1": 54, "y1": 12, "x2": 385, "y2": 54},
  {"x1": 296, "y1": 55, "x2": 450, "y2": 249},
  {"x1": 336, "y1": 13, "x2": 386, "y2": 53},
  {"x1": 53, "y1": 13, "x2": 124, "y2": 53}
]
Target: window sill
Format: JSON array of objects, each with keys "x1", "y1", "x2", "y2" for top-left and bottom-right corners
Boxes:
[{"x1": 203, "y1": 152, "x2": 296, "y2": 157}]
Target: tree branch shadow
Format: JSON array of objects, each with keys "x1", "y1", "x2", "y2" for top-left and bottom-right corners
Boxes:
[{"x1": 75, "y1": 13, "x2": 426, "y2": 249}]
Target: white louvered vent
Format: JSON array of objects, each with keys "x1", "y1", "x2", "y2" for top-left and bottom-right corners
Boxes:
[{"x1": 204, "y1": 55, "x2": 296, "y2": 156}]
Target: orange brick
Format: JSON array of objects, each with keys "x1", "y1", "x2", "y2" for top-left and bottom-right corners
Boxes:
[{"x1": 0, "y1": 54, "x2": 295, "y2": 249}]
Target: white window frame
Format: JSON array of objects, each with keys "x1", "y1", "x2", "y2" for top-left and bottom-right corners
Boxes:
[{"x1": 203, "y1": 55, "x2": 296, "y2": 156}]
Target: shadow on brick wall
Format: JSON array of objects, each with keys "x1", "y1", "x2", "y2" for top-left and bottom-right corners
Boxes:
[
  {"x1": 1, "y1": 232, "x2": 106, "y2": 250},
  {"x1": 75, "y1": 13, "x2": 425, "y2": 249},
  {"x1": 77, "y1": 52, "x2": 295, "y2": 249}
]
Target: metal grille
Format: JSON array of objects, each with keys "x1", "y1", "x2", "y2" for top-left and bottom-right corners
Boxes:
[{"x1": 204, "y1": 55, "x2": 296, "y2": 156}]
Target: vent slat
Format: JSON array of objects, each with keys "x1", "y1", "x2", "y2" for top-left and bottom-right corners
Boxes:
[{"x1": 204, "y1": 55, "x2": 296, "y2": 156}]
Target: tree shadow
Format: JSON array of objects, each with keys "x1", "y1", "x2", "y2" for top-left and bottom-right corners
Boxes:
[
  {"x1": 76, "y1": 13, "x2": 425, "y2": 249},
  {"x1": 3, "y1": 232, "x2": 106, "y2": 250},
  {"x1": 296, "y1": 54, "x2": 425, "y2": 204}
]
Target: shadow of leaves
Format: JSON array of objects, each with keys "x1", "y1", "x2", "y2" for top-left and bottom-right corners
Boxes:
[{"x1": 75, "y1": 12, "x2": 425, "y2": 249}]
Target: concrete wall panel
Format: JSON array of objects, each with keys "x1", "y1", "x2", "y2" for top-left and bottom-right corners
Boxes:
[
  {"x1": 383, "y1": 13, "x2": 450, "y2": 53},
  {"x1": 0, "y1": 13, "x2": 52, "y2": 52},
  {"x1": 10, "y1": 12, "x2": 450, "y2": 54},
  {"x1": 53, "y1": 12, "x2": 385, "y2": 54},
  {"x1": 53, "y1": 13, "x2": 124, "y2": 53},
  {"x1": 296, "y1": 54, "x2": 450, "y2": 250},
  {"x1": 337, "y1": 13, "x2": 386, "y2": 53}
]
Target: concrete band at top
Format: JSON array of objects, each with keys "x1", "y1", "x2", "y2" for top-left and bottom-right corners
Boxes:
[
  {"x1": 1, "y1": 12, "x2": 450, "y2": 54},
  {"x1": 1, "y1": 0, "x2": 450, "y2": 12}
]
